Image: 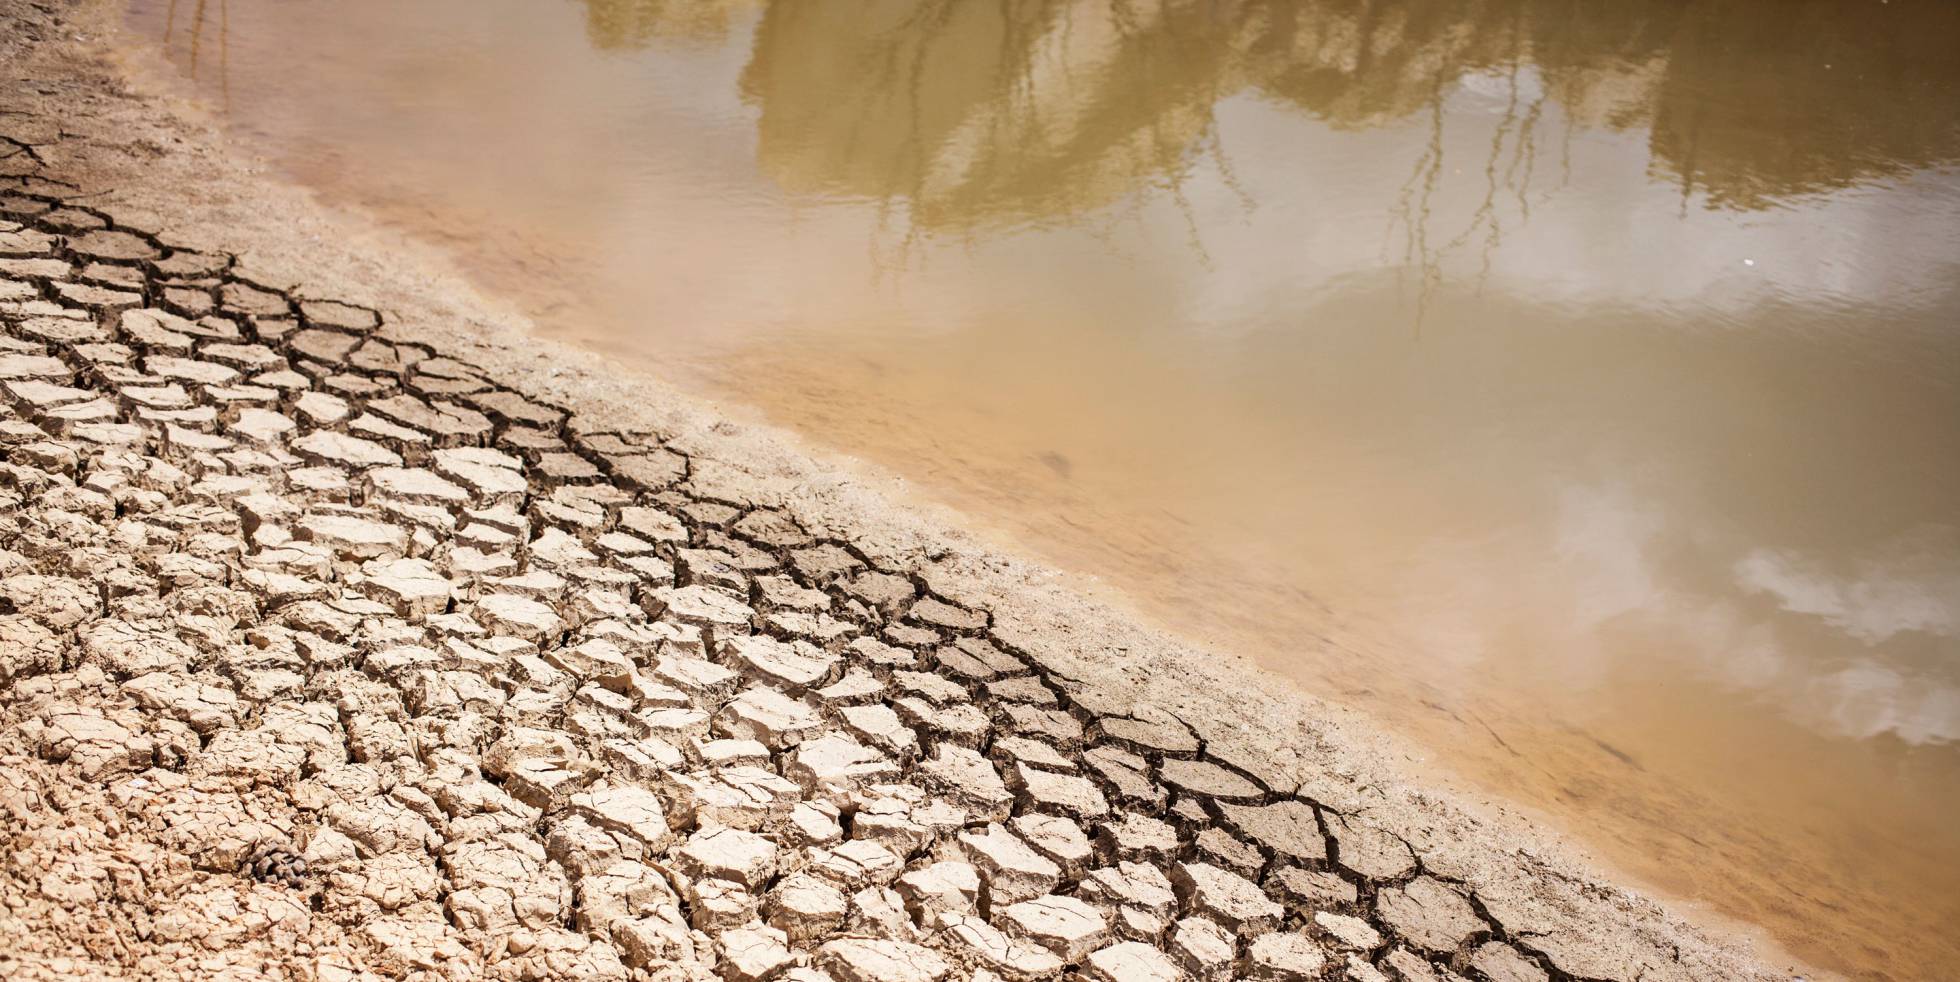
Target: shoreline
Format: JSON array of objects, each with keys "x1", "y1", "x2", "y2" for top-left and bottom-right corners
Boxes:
[{"x1": 1, "y1": 1, "x2": 1819, "y2": 979}]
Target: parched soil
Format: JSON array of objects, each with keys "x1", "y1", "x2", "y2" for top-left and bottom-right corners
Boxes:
[{"x1": 0, "y1": 2, "x2": 1811, "y2": 981}]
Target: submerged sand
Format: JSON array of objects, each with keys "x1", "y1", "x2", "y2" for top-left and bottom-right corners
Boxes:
[{"x1": 0, "y1": 1, "x2": 1816, "y2": 980}]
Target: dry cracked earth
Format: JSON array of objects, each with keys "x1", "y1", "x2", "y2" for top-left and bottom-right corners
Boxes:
[{"x1": 0, "y1": 51, "x2": 1775, "y2": 982}]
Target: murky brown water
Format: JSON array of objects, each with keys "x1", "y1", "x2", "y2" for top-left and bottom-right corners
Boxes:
[{"x1": 116, "y1": 0, "x2": 1960, "y2": 976}]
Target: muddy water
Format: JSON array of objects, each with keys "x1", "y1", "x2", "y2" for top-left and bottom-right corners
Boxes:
[{"x1": 116, "y1": 0, "x2": 1960, "y2": 976}]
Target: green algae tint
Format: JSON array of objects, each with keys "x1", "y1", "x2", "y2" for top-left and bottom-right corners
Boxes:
[{"x1": 119, "y1": 1, "x2": 1960, "y2": 977}]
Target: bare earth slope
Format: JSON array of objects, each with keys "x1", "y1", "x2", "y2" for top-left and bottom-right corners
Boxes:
[{"x1": 0, "y1": 2, "x2": 1809, "y2": 980}]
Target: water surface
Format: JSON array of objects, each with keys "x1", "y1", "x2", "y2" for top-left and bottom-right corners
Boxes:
[{"x1": 119, "y1": 1, "x2": 1960, "y2": 977}]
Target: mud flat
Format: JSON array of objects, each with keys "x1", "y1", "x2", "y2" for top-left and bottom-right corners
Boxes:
[{"x1": 0, "y1": 2, "x2": 1816, "y2": 980}]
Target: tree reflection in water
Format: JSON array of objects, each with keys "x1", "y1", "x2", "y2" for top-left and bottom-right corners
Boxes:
[
  {"x1": 562, "y1": 0, "x2": 1958, "y2": 326},
  {"x1": 574, "y1": 0, "x2": 1960, "y2": 221}
]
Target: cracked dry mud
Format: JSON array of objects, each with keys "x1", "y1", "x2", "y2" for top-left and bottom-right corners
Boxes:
[
  {"x1": 0, "y1": 6, "x2": 1804, "y2": 982},
  {"x1": 0, "y1": 194, "x2": 1508, "y2": 982},
  {"x1": 0, "y1": 196, "x2": 1560, "y2": 982},
  {"x1": 0, "y1": 210, "x2": 1687, "y2": 982},
  {"x1": 0, "y1": 199, "x2": 1786, "y2": 982}
]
